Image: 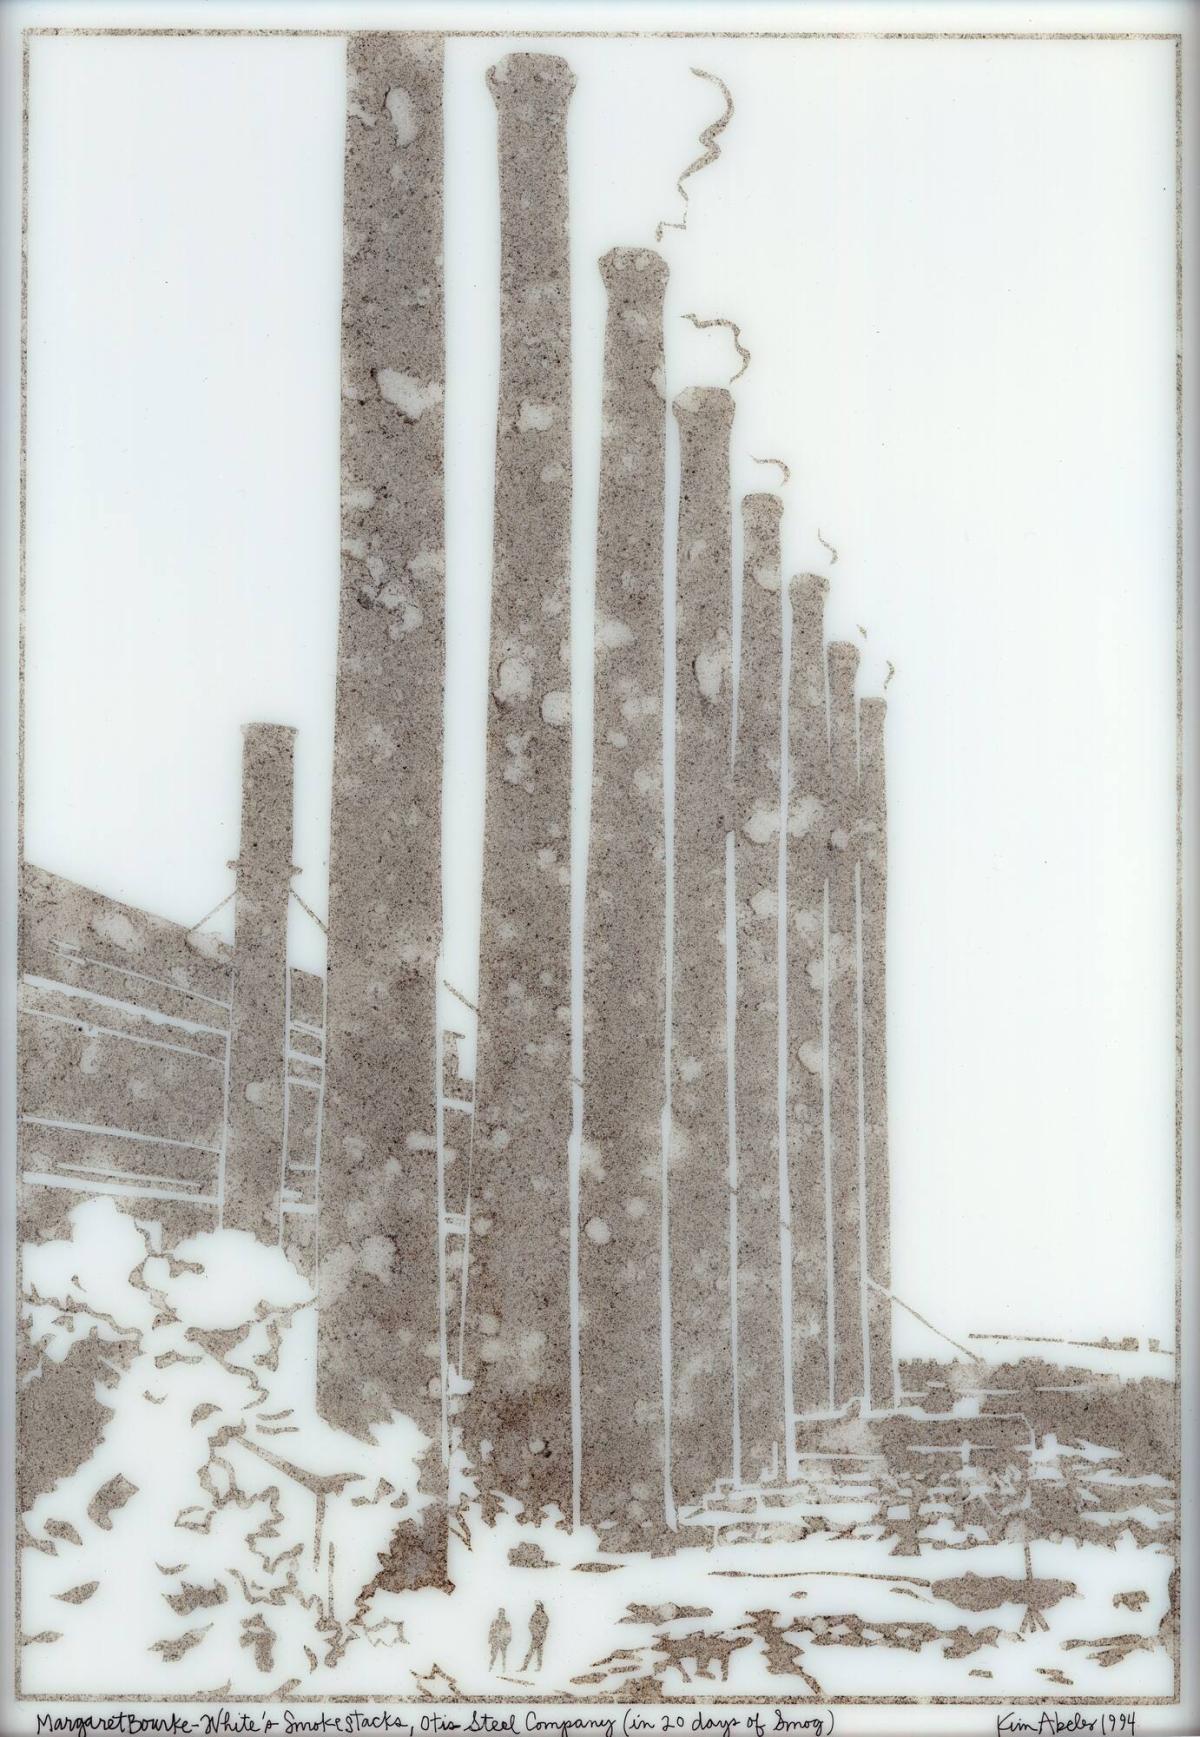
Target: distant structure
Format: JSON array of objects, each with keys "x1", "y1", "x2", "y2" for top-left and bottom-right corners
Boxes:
[
  {"x1": 17, "y1": 42, "x2": 895, "y2": 1569},
  {"x1": 17, "y1": 724, "x2": 323, "y2": 1274}
]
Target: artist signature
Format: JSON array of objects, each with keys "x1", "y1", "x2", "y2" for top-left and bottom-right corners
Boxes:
[{"x1": 997, "y1": 1714, "x2": 1136, "y2": 1736}]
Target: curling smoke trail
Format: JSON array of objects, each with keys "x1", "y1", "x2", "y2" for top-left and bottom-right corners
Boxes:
[
  {"x1": 817, "y1": 527, "x2": 839, "y2": 565},
  {"x1": 751, "y1": 455, "x2": 791, "y2": 487},
  {"x1": 655, "y1": 68, "x2": 735, "y2": 244},
  {"x1": 682, "y1": 312, "x2": 751, "y2": 382}
]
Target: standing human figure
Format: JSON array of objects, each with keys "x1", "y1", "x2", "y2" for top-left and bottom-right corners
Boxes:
[
  {"x1": 521, "y1": 1600, "x2": 549, "y2": 1673},
  {"x1": 488, "y1": 1607, "x2": 512, "y2": 1672}
]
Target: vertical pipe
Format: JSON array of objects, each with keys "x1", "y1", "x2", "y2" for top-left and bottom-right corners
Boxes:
[
  {"x1": 434, "y1": 1021, "x2": 449, "y2": 1465},
  {"x1": 670, "y1": 385, "x2": 735, "y2": 1508},
  {"x1": 317, "y1": 35, "x2": 445, "y2": 1485},
  {"x1": 225, "y1": 723, "x2": 295, "y2": 1244},
  {"x1": 827, "y1": 640, "x2": 865, "y2": 1407},
  {"x1": 581, "y1": 247, "x2": 669, "y2": 1542},
  {"x1": 786, "y1": 575, "x2": 830, "y2": 1416},
  {"x1": 734, "y1": 494, "x2": 786, "y2": 1484},
  {"x1": 859, "y1": 696, "x2": 894, "y2": 1408},
  {"x1": 468, "y1": 53, "x2": 575, "y2": 1522}
]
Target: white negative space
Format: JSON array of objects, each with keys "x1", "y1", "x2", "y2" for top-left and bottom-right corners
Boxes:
[{"x1": 22, "y1": 30, "x2": 1177, "y2": 1363}]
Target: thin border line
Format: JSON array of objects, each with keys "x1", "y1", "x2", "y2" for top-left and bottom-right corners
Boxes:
[
  {"x1": 19, "y1": 27, "x2": 1186, "y2": 37},
  {"x1": 10, "y1": 1693, "x2": 1182, "y2": 1708},
  {"x1": 12, "y1": 28, "x2": 30, "y2": 1718},
  {"x1": 12, "y1": 21, "x2": 1186, "y2": 1714},
  {"x1": 1172, "y1": 24, "x2": 1184, "y2": 1715}
]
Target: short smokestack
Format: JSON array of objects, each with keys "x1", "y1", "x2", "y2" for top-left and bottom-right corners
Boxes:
[
  {"x1": 786, "y1": 574, "x2": 831, "y2": 1421},
  {"x1": 826, "y1": 640, "x2": 866, "y2": 1408},
  {"x1": 734, "y1": 492, "x2": 786, "y2": 1483},
  {"x1": 224, "y1": 723, "x2": 296, "y2": 1244},
  {"x1": 859, "y1": 695, "x2": 893, "y2": 1407}
]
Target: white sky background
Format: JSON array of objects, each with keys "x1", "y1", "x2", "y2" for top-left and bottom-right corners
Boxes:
[{"x1": 23, "y1": 28, "x2": 1178, "y2": 1356}]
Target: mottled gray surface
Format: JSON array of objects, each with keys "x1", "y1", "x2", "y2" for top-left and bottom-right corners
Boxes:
[
  {"x1": 670, "y1": 385, "x2": 735, "y2": 1507},
  {"x1": 467, "y1": 53, "x2": 575, "y2": 1521},
  {"x1": 734, "y1": 494, "x2": 785, "y2": 1481},
  {"x1": 20, "y1": 1007, "x2": 224, "y2": 1153},
  {"x1": 317, "y1": 35, "x2": 445, "y2": 1449},
  {"x1": 18, "y1": 864, "x2": 233, "y2": 1237},
  {"x1": 225, "y1": 724, "x2": 295, "y2": 1244},
  {"x1": 20, "y1": 864, "x2": 233, "y2": 1012},
  {"x1": 581, "y1": 246, "x2": 669, "y2": 1540},
  {"x1": 826, "y1": 640, "x2": 865, "y2": 1408},
  {"x1": 786, "y1": 575, "x2": 830, "y2": 1414},
  {"x1": 859, "y1": 696, "x2": 894, "y2": 1407}
]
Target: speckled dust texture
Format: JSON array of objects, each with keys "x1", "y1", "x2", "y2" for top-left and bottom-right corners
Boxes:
[
  {"x1": 670, "y1": 385, "x2": 736, "y2": 1511},
  {"x1": 786, "y1": 573, "x2": 832, "y2": 1414},
  {"x1": 580, "y1": 247, "x2": 669, "y2": 1541},
  {"x1": 734, "y1": 494, "x2": 785, "y2": 1482},
  {"x1": 317, "y1": 35, "x2": 445, "y2": 1457},
  {"x1": 465, "y1": 53, "x2": 576, "y2": 1522}
]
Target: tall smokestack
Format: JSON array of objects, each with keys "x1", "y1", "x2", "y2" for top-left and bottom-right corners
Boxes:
[
  {"x1": 827, "y1": 640, "x2": 865, "y2": 1407},
  {"x1": 468, "y1": 53, "x2": 575, "y2": 1521},
  {"x1": 734, "y1": 493, "x2": 786, "y2": 1482},
  {"x1": 582, "y1": 247, "x2": 669, "y2": 1541},
  {"x1": 224, "y1": 723, "x2": 296, "y2": 1244},
  {"x1": 318, "y1": 37, "x2": 445, "y2": 1465},
  {"x1": 859, "y1": 696, "x2": 893, "y2": 1407},
  {"x1": 787, "y1": 574, "x2": 830, "y2": 1417},
  {"x1": 670, "y1": 385, "x2": 735, "y2": 1507}
]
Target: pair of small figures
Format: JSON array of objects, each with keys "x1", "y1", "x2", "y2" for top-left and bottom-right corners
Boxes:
[{"x1": 488, "y1": 1600, "x2": 549, "y2": 1674}]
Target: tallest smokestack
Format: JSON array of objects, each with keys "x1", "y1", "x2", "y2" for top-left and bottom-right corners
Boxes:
[
  {"x1": 827, "y1": 641, "x2": 866, "y2": 1407},
  {"x1": 318, "y1": 36, "x2": 445, "y2": 1447},
  {"x1": 467, "y1": 54, "x2": 576, "y2": 1521}
]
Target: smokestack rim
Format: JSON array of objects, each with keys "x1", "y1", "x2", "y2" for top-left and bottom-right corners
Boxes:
[
  {"x1": 742, "y1": 489, "x2": 784, "y2": 518},
  {"x1": 486, "y1": 52, "x2": 577, "y2": 107},
  {"x1": 598, "y1": 246, "x2": 669, "y2": 298},
  {"x1": 788, "y1": 570, "x2": 830, "y2": 600},
  {"x1": 672, "y1": 384, "x2": 735, "y2": 427}
]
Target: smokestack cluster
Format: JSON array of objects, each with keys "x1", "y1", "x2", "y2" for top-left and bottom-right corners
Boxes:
[
  {"x1": 14, "y1": 39, "x2": 896, "y2": 1586},
  {"x1": 315, "y1": 47, "x2": 894, "y2": 1552}
]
